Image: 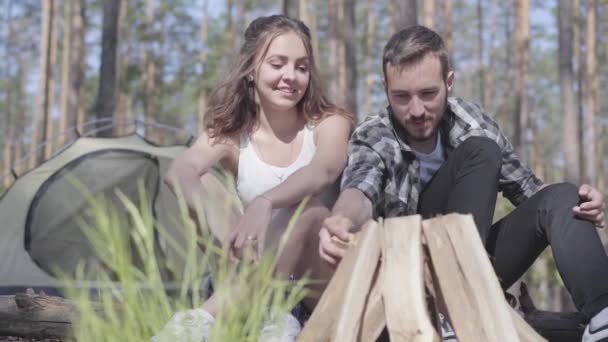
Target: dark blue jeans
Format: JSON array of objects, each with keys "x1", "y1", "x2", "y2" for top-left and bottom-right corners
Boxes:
[{"x1": 418, "y1": 136, "x2": 608, "y2": 319}]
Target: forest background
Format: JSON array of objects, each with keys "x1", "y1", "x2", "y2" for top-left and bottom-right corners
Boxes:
[{"x1": 0, "y1": 0, "x2": 606, "y2": 313}]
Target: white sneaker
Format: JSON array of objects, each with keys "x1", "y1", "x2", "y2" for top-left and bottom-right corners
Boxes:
[
  {"x1": 583, "y1": 322, "x2": 608, "y2": 342},
  {"x1": 258, "y1": 313, "x2": 301, "y2": 342},
  {"x1": 152, "y1": 308, "x2": 215, "y2": 342},
  {"x1": 438, "y1": 312, "x2": 457, "y2": 341}
]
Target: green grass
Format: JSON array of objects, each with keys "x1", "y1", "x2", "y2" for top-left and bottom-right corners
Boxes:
[{"x1": 61, "y1": 180, "x2": 309, "y2": 342}]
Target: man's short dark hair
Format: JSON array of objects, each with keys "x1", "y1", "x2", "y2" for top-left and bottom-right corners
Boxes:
[{"x1": 382, "y1": 25, "x2": 451, "y2": 80}]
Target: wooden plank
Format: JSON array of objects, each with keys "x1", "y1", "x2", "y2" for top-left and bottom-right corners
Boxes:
[
  {"x1": 382, "y1": 216, "x2": 437, "y2": 342},
  {"x1": 298, "y1": 220, "x2": 381, "y2": 342},
  {"x1": 359, "y1": 265, "x2": 386, "y2": 342},
  {"x1": 422, "y1": 214, "x2": 519, "y2": 342}
]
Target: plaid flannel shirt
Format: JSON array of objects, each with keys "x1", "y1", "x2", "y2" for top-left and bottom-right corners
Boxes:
[{"x1": 341, "y1": 97, "x2": 544, "y2": 218}]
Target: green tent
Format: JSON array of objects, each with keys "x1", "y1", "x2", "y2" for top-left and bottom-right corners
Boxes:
[{"x1": 0, "y1": 122, "x2": 198, "y2": 295}]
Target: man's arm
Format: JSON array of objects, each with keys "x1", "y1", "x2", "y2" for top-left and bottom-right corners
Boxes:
[{"x1": 318, "y1": 188, "x2": 373, "y2": 265}]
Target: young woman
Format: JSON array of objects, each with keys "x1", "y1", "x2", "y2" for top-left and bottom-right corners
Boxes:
[{"x1": 157, "y1": 15, "x2": 353, "y2": 341}]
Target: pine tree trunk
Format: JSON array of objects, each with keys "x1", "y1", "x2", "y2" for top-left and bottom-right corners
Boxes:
[
  {"x1": 59, "y1": 0, "x2": 73, "y2": 147},
  {"x1": 558, "y1": 0, "x2": 580, "y2": 183},
  {"x1": 142, "y1": 0, "x2": 156, "y2": 140},
  {"x1": 75, "y1": 0, "x2": 86, "y2": 130},
  {"x1": 343, "y1": 0, "x2": 357, "y2": 118},
  {"x1": 445, "y1": 0, "x2": 453, "y2": 68},
  {"x1": 30, "y1": 0, "x2": 55, "y2": 168},
  {"x1": 94, "y1": 0, "x2": 120, "y2": 137},
  {"x1": 477, "y1": 0, "x2": 485, "y2": 107},
  {"x1": 114, "y1": 0, "x2": 128, "y2": 135},
  {"x1": 514, "y1": 0, "x2": 529, "y2": 160},
  {"x1": 198, "y1": 0, "x2": 209, "y2": 133},
  {"x1": 390, "y1": 0, "x2": 417, "y2": 33},
  {"x1": 584, "y1": 0, "x2": 598, "y2": 185},
  {"x1": 43, "y1": 0, "x2": 58, "y2": 159},
  {"x1": 363, "y1": 0, "x2": 375, "y2": 118},
  {"x1": 328, "y1": 0, "x2": 339, "y2": 102},
  {"x1": 574, "y1": 0, "x2": 585, "y2": 179},
  {"x1": 485, "y1": 0, "x2": 498, "y2": 113},
  {"x1": 283, "y1": 0, "x2": 299, "y2": 18},
  {"x1": 423, "y1": 0, "x2": 434, "y2": 29}
]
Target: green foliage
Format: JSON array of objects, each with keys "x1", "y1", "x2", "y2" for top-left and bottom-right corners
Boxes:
[{"x1": 62, "y1": 180, "x2": 308, "y2": 342}]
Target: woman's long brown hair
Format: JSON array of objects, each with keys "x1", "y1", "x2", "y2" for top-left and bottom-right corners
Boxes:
[{"x1": 204, "y1": 15, "x2": 353, "y2": 139}]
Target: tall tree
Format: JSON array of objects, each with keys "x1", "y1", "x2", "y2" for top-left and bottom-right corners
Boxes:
[
  {"x1": 513, "y1": 0, "x2": 529, "y2": 159},
  {"x1": 283, "y1": 0, "x2": 299, "y2": 18},
  {"x1": 299, "y1": 0, "x2": 319, "y2": 64},
  {"x1": 114, "y1": 0, "x2": 130, "y2": 135},
  {"x1": 363, "y1": 0, "x2": 375, "y2": 117},
  {"x1": 583, "y1": 0, "x2": 598, "y2": 185},
  {"x1": 485, "y1": 0, "x2": 498, "y2": 113},
  {"x1": 142, "y1": 0, "x2": 157, "y2": 139},
  {"x1": 2, "y1": 0, "x2": 14, "y2": 188},
  {"x1": 574, "y1": 0, "x2": 584, "y2": 177},
  {"x1": 30, "y1": 0, "x2": 56, "y2": 168},
  {"x1": 327, "y1": 0, "x2": 339, "y2": 101},
  {"x1": 477, "y1": 0, "x2": 485, "y2": 107},
  {"x1": 343, "y1": 0, "x2": 357, "y2": 117},
  {"x1": 93, "y1": 0, "x2": 120, "y2": 137},
  {"x1": 445, "y1": 0, "x2": 453, "y2": 68},
  {"x1": 558, "y1": 0, "x2": 580, "y2": 183},
  {"x1": 198, "y1": 0, "x2": 209, "y2": 133},
  {"x1": 390, "y1": 0, "x2": 417, "y2": 33},
  {"x1": 59, "y1": 0, "x2": 83, "y2": 144},
  {"x1": 423, "y1": 0, "x2": 435, "y2": 29},
  {"x1": 59, "y1": 0, "x2": 73, "y2": 145}
]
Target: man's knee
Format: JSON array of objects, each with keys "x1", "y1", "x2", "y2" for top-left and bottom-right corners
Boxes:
[
  {"x1": 457, "y1": 136, "x2": 501, "y2": 169},
  {"x1": 538, "y1": 182, "x2": 580, "y2": 208}
]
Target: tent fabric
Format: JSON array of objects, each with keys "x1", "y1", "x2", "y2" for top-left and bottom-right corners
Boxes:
[{"x1": 0, "y1": 134, "x2": 191, "y2": 291}]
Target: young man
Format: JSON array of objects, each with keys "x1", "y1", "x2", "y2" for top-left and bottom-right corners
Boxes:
[{"x1": 319, "y1": 25, "x2": 608, "y2": 341}]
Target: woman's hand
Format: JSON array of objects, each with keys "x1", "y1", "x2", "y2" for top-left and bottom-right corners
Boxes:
[{"x1": 229, "y1": 196, "x2": 273, "y2": 261}]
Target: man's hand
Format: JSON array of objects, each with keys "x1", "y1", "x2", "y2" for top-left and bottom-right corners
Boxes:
[
  {"x1": 318, "y1": 215, "x2": 355, "y2": 266},
  {"x1": 574, "y1": 184, "x2": 606, "y2": 228}
]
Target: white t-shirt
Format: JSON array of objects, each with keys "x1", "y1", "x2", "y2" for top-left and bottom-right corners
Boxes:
[{"x1": 412, "y1": 133, "x2": 446, "y2": 189}]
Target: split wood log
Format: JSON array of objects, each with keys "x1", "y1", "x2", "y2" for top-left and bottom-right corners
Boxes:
[
  {"x1": 359, "y1": 266, "x2": 386, "y2": 342},
  {"x1": 422, "y1": 214, "x2": 545, "y2": 342},
  {"x1": 382, "y1": 216, "x2": 438, "y2": 342},
  {"x1": 297, "y1": 220, "x2": 381, "y2": 342}
]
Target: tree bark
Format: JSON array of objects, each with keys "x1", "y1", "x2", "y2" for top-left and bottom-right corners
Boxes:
[
  {"x1": 2, "y1": 1, "x2": 14, "y2": 188},
  {"x1": 583, "y1": 0, "x2": 598, "y2": 185},
  {"x1": 30, "y1": 0, "x2": 56, "y2": 168},
  {"x1": 390, "y1": 0, "x2": 417, "y2": 33},
  {"x1": 142, "y1": 0, "x2": 157, "y2": 140},
  {"x1": 328, "y1": 0, "x2": 339, "y2": 102},
  {"x1": 114, "y1": 0, "x2": 129, "y2": 135},
  {"x1": 477, "y1": 0, "x2": 485, "y2": 107},
  {"x1": 363, "y1": 0, "x2": 375, "y2": 118},
  {"x1": 423, "y1": 0, "x2": 434, "y2": 29},
  {"x1": 343, "y1": 0, "x2": 357, "y2": 118},
  {"x1": 198, "y1": 0, "x2": 209, "y2": 133},
  {"x1": 75, "y1": 0, "x2": 87, "y2": 130},
  {"x1": 94, "y1": 0, "x2": 120, "y2": 138},
  {"x1": 558, "y1": 0, "x2": 580, "y2": 183},
  {"x1": 514, "y1": 0, "x2": 529, "y2": 160},
  {"x1": 445, "y1": 0, "x2": 453, "y2": 69},
  {"x1": 283, "y1": 0, "x2": 299, "y2": 19},
  {"x1": 59, "y1": 0, "x2": 73, "y2": 147},
  {"x1": 574, "y1": 0, "x2": 585, "y2": 179}
]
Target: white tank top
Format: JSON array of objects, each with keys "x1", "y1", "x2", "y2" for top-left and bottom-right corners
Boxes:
[{"x1": 236, "y1": 124, "x2": 316, "y2": 206}]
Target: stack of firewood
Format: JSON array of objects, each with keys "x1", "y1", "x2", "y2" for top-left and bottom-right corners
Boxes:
[{"x1": 298, "y1": 214, "x2": 546, "y2": 342}]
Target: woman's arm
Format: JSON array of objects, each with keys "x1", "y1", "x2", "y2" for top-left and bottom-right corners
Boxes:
[
  {"x1": 164, "y1": 132, "x2": 235, "y2": 211},
  {"x1": 260, "y1": 114, "x2": 352, "y2": 208}
]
